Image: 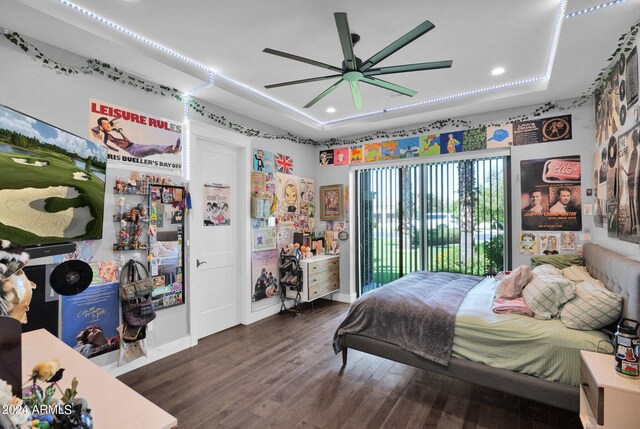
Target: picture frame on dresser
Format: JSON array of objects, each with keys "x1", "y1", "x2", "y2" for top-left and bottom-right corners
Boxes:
[{"x1": 319, "y1": 185, "x2": 344, "y2": 221}]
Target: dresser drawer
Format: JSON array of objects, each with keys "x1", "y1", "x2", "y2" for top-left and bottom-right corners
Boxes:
[
  {"x1": 308, "y1": 281, "x2": 339, "y2": 301},
  {"x1": 308, "y1": 269, "x2": 339, "y2": 286},
  {"x1": 580, "y1": 354, "x2": 604, "y2": 426},
  {"x1": 307, "y1": 258, "x2": 339, "y2": 275}
]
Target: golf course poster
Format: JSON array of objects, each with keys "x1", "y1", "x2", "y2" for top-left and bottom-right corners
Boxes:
[{"x1": 0, "y1": 105, "x2": 107, "y2": 246}]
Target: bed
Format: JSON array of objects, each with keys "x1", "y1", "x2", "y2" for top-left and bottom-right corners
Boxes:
[{"x1": 334, "y1": 243, "x2": 640, "y2": 412}]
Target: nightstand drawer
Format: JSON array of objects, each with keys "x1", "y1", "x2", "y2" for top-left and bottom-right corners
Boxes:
[
  {"x1": 580, "y1": 354, "x2": 604, "y2": 426},
  {"x1": 308, "y1": 258, "x2": 339, "y2": 275}
]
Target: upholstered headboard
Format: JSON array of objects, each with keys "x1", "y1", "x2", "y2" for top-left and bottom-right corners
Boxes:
[{"x1": 583, "y1": 243, "x2": 640, "y2": 321}]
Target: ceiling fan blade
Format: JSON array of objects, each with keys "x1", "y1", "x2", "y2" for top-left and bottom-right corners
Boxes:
[
  {"x1": 359, "y1": 20, "x2": 435, "y2": 72},
  {"x1": 349, "y1": 80, "x2": 363, "y2": 110},
  {"x1": 360, "y1": 76, "x2": 417, "y2": 97},
  {"x1": 304, "y1": 79, "x2": 345, "y2": 108},
  {"x1": 263, "y1": 48, "x2": 343, "y2": 73},
  {"x1": 265, "y1": 74, "x2": 342, "y2": 89},
  {"x1": 363, "y1": 60, "x2": 453, "y2": 77},
  {"x1": 334, "y1": 12, "x2": 357, "y2": 70}
]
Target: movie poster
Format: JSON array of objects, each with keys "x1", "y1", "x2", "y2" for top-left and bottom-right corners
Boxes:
[
  {"x1": 521, "y1": 156, "x2": 582, "y2": 231},
  {"x1": 61, "y1": 282, "x2": 120, "y2": 359},
  {"x1": 595, "y1": 70, "x2": 622, "y2": 145},
  {"x1": 617, "y1": 124, "x2": 640, "y2": 243},
  {"x1": 203, "y1": 183, "x2": 231, "y2": 226},
  {"x1": 251, "y1": 250, "x2": 279, "y2": 302},
  {"x1": 381, "y1": 141, "x2": 399, "y2": 160},
  {"x1": 397, "y1": 137, "x2": 420, "y2": 158},
  {"x1": 88, "y1": 99, "x2": 182, "y2": 173},
  {"x1": 440, "y1": 131, "x2": 463, "y2": 154},
  {"x1": 275, "y1": 173, "x2": 300, "y2": 222},
  {"x1": 364, "y1": 143, "x2": 382, "y2": 162},
  {"x1": 350, "y1": 146, "x2": 363, "y2": 163},
  {"x1": 319, "y1": 149, "x2": 334, "y2": 166}
]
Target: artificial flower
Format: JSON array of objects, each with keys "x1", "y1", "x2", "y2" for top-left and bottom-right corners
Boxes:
[{"x1": 31, "y1": 359, "x2": 61, "y2": 382}]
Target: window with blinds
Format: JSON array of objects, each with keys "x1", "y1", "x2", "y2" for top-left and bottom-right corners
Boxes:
[{"x1": 355, "y1": 155, "x2": 509, "y2": 296}]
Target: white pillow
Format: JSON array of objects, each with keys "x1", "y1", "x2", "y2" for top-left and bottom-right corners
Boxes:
[
  {"x1": 532, "y1": 264, "x2": 562, "y2": 277},
  {"x1": 495, "y1": 264, "x2": 532, "y2": 299},
  {"x1": 561, "y1": 265, "x2": 594, "y2": 283},
  {"x1": 560, "y1": 280, "x2": 623, "y2": 330},
  {"x1": 522, "y1": 274, "x2": 576, "y2": 320}
]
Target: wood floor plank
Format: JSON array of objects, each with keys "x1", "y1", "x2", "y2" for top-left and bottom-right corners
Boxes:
[{"x1": 118, "y1": 301, "x2": 583, "y2": 429}]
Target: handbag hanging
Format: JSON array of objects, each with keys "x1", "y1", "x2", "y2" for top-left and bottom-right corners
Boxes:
[{"x1": 120, "y1": 259, "x2": 156, "y2": 327}]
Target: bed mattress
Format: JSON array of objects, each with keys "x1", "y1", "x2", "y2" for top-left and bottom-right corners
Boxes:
[{"x1": 452, "y1": 278, "x2": 614, "y2": 386}]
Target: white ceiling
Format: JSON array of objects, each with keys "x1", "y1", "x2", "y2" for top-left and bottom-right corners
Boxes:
[{"x1": 1, "y1": 0, "x2": 639, "y2": 141}]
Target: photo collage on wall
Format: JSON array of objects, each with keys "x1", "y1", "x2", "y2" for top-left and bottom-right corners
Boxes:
[
  {"x1": 592, "y1": 45, "x2": 640, "y2": 243},
  {"x1": 250, "y1": 148, "x2": 315, "y2": 309},
  {"x1": 319, "y1": 114, "x2": 573, "y2": 168}
]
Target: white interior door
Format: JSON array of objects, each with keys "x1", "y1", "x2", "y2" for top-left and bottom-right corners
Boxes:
[{"x1": 189, "y1": 127, "x2": 246, "y2": 341}]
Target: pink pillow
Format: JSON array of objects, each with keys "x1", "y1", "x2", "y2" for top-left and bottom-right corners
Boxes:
[{"x1": 495, "y1": 264, "x2": 533, "y2": 299}]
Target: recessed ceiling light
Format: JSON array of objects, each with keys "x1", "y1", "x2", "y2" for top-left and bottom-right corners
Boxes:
[
  {"x1": 326, "y1": 107, "x2": 336, "y2": 113},
  {"x1": 491, "y1": 67, "x2": 506, "y2": 76}
]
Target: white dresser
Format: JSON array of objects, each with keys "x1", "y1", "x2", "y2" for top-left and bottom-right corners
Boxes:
[{"x1": 286, "y1": 254, "x2": 339, "y2": 302}]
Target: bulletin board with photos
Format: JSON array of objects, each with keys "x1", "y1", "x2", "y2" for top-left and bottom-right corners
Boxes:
[{"x1": 148, "y1": 184, "x2": 186, "y2": 309}]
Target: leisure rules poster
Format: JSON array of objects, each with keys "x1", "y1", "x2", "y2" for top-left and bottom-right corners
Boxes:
[{"x1": 88, "y1": 99, "x2": 182, "y2": 173}]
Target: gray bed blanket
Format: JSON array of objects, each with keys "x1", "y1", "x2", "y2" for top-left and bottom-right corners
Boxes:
[{"x1": 333, "y1": 271, "x2": 482, "y2": 366}]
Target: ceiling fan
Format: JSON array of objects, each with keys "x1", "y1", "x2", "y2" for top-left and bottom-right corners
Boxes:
[{"x1": 263, "y1": 12, "x2": 452, "y2": 110}]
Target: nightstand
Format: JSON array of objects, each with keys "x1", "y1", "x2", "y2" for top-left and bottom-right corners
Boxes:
[{"x1": 579, "y1": 350, "x2": 640, "y2": 428}]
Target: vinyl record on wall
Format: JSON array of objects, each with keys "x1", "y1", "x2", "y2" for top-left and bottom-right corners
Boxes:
[
  {"x1": 620, "y1": 105, "x2": 627, "y2": 126},
  {"x1": 620, "y1": 80, "x2": 626, "y2": 102},
  {"x1": 619, "y1": 54, "x2": 625, "y2": 75},
  {"x1": 49, "y1": 260, "x2": 92, "y2": 296},
  {"x1": 608, "y1": 136, "x2": 618, "y2": 168}
]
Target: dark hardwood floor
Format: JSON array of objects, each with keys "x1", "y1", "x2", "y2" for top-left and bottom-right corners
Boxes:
[{"x1": 118, "y1": 301, "x2": 582, "y2": 428}]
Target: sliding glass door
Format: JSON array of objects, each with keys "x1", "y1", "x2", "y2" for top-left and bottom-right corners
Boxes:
[{"x1": 356, "y1": 155, "x2": 509, "y2": 296}]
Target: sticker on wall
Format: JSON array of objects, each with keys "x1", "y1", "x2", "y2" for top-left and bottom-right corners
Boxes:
[
  {"x1": 333, "y1": 147, "x2": 349, "y2": 165},
  {"x1": 275, "y1": 173, "x2": 300, "y2": 220},
  {"x1": 203, "y1": 183, "x2": 231, "y2": 226},
  {"x1": 350, "y1": 146, "x2": 363, "y2": 163},
  {"x1": 381, "y1": 141, "x2": 399, "y2": 160},
  {"x1": 88, "y1": 99, "x2": 182, "y2": 173},
  {"x1": 441, "y1": 131, "x2": 463, "y2": 154},
  {"x1": 319, "y1": 149, "x2": 334, "y2": 166},
  {"x1": 486, "y1": 124, "x2": 513, "y2": 148},
  {"x1": 593, "y1": 145, "x2": 607, "y2": 228},
  {"x1": 364, "y1": 143, "x2": 382, "y2": 162},
  {"x1": 419, "y1": 135, "x2": 440, "y2": 157},
  {"x1": 252, "y1": 228, "x2": 277, "y2": 251},
  {"x1": 561, "y1": 232, "x2": 577, "y2": 251},
  {"x1": 251, "y1": 171, "x2": 266, "y2": 197},
  {"x1": 539, "y1": 233, "x2": 560, "y2": 254},
  {"x1": 253, "y1": 149, "x2": 274, "y2": 173},
  {"x1": 275, "y1": 153, "x2": 294, "y2": 174},
  {"x1": 518, "y1": 232, "x2": 538, "y2": 255},
  {"x1": 397, "y1": 137, "x2": 420, "y2": 158}
]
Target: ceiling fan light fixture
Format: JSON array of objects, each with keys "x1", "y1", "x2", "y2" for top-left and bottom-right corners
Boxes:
[{"x1": 491, "y1": 67, "x2": 506, "y2": 76}]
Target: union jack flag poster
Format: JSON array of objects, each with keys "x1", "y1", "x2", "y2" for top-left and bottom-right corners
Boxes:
[{"x1": 275, "y1": 153, "x2": 294, "y2": 174}]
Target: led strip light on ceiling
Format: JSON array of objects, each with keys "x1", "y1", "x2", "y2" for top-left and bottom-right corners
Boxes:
[{"x1": 57, "y1": 0, "x2": 627, "y2": 127}]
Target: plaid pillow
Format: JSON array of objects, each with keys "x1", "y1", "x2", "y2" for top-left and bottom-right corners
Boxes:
[
  {"x1": 561, "y1": 265, "x2": 595, "y2": 284},
  {"x1": 560, "y1": 280, "x2": 623, "y2": 330},
  {"x1": 522, "y1": 274, "x2": 576, "y2": 320}
]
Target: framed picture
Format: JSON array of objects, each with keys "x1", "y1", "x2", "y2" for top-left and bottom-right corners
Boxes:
[{"x1": 319, "y1": 185, "x2": 344, "y2": 221}]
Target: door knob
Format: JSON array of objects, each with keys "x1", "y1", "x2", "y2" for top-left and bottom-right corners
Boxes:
[{"x1": 197, "y1": 259, "x2": 207, "y2": 268}]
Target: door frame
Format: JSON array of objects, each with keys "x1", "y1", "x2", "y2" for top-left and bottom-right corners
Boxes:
[{"x1": 186, "y1": 120, "x2": 251, "y2": 347}]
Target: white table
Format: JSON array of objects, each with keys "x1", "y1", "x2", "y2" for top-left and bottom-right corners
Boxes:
[{"x1": 22, "y1": 329, "x2": 177, "y2": 429}]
